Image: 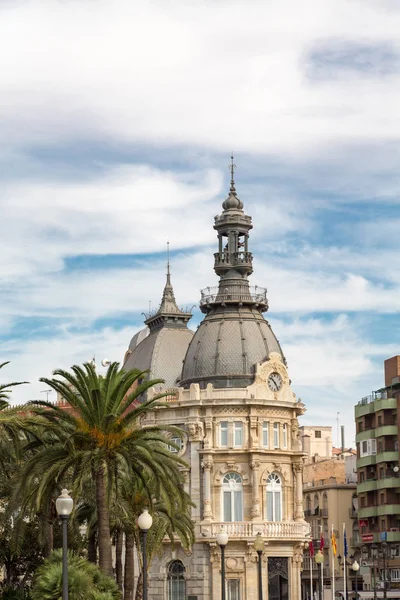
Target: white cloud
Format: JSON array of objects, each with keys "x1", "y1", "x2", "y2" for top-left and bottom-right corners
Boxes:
[{"x1": 1, "y1": 1, "x2": 400, "y2": 158}]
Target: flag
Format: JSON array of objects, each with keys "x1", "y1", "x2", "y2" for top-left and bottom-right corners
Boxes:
[
  {"x1": 320, "y1": 532, "x2": 325, "y2": 551},
  {"x1": 344, "y1": 525, "x2": 348, "y2": 557},
  {"x1": 331, "y1": 529, "x2": 337, "y2": 556},
  {"x1": 309, "y1": 540, "x2": 315, "y2": 557}
]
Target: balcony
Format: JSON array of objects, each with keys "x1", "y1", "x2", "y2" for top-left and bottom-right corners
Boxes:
[
  {"x1": 200, "y1": 521, "x2": 310, "y2": 541},
  {"x1": 358, "y1": 477, "x2": 400, "y2": 494},
  {"x1": 356, "y1": 396, "x2": 397, "y2": 417},
  {"x1": 349, "y1": 508, "x2": 358, "y2": 518},
  {"x1": 200, "y1": 285, "x2": 268, "y2": 309}
]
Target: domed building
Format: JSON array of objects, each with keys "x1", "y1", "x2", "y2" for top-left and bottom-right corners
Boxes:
[{"x1": 125, "y1": 166, "x2": 309, "y2": 600}]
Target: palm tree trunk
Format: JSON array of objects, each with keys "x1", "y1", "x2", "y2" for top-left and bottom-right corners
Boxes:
[
  {"x1": 88, "y1": 529, "x2": 97, "y2": 564},
  {"x1": 124, "y1": 531, "x2": 135, "y2": 600},
  {"x1": 115, "y1": 529, "x2": 123, "y2": 589},
  {"x1": 95, "y1": 462, "x2": 113, "y2": 576},
  {"x1": 134, "y1": 571, "x2": 143, "y2": 600}
]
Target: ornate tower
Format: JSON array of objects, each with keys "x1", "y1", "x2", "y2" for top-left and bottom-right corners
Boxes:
[{"x1": 181, "y1": 157, "x2": 285, "y2": 389}]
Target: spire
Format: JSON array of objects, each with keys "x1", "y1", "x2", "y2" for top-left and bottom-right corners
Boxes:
[
  {"x1": 229, "y1": 153, "x2": 237, "y2": 194},
  {"x1": 144, "y1": 244, "x2": 192, "y2": 331},
  {"x1": 222, "y1": 153, "x2": 244, "y2": 210}
]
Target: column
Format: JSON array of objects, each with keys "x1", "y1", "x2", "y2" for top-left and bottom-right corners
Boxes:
[
  {"x1": 250, "y1": 459, "x2": 261, "y2": 519},
  {"x1": 293, "y1": 463, "x2": 304, "y2": 521},
  {"x1": 202, "y1": 458, "x2": 213, "y2": 520}
]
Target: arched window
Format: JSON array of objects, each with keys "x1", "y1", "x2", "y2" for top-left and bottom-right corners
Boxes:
[
  {"x1": 167, "y1": 560, "x2": 185, "y2": 600},
  {"x1": 266, "y1": 473, "x2": 282, "y2": 522},
  {"x1": 222, "y1": 473, "x2": 243, "y2": 522}
]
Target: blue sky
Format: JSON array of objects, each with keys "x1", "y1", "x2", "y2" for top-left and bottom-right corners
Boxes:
[{"x1": 0, "y1": 0, "x2": 399, "y2": 446}]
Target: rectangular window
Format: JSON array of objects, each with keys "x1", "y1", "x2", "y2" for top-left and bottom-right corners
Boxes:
[
  {"x1": 220, "y1": 422, "x2": 228, "y2": 447},
  {"x1": 262, "y1": 422, "x2": 269, "y2": 448},
  {"x1": 360, "y1": 439, "x2": 377, "y2": 457},
  {"x1": 234, "y1": 491, "x2": 243, "y2": 521},
  {"x1": 227, "y1": 579, "x2": 241, "y2": 600},
  {"x1": 234, "y1": 422, "x2": 243, "y2": 447},
  {"x1": 223, "y1": 491, "x2": 232, "y2": 522},
  {"x1": 315, "y1": 430, "x2": 322, "y2": 438},
  {"x1": 282, "y1": 423, "x2": 287, "y2": 449},
  {"x1": 273, "y1": 423, "x2": 279, "y2": 448},
  {"x1": 168, "y1": 436, "x2": 183, "y2": 453}
]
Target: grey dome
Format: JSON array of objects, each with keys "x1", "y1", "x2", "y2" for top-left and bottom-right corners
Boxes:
[
  {"x1": 128, "y1": 327, "x2": 149, "y2": 351},
  {"x1": 124, "y1": 326, "x2": 194, "y2": 388},
  {"x1": 181, "y1": 305, "x2": 284, "y2": 388}
]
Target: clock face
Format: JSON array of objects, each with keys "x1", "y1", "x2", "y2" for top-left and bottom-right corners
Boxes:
[{"x1": 268, "y1": 372, "x2": 282, "y2": 392}]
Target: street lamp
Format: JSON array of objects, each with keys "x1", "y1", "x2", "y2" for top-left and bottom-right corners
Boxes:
[
  {"x1": 254, "y1": 533, "x2": 265, "y2": 600},
  {"x1": 352, "y1": 560, "x2": 360, "y2": 600},
  {"x1": 217, "y1": 529, "x2": 229, "y2": 600},
  {"x1": 315, "y1": 550, "x2": 324, "y2": 600},
  {"x1": 138, "y1": 509, "x2": 153, "y2": 600},
  {"x1": 379, "y1": 542, "x2": 388, "y2": 600},
  {"x1": 56, "y1": 489, "x2": 74, "y2": 600}
]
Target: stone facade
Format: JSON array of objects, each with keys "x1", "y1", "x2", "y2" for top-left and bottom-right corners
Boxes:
[{"x1": 143, "y1": 354, "x2": 309, "y2": 600}]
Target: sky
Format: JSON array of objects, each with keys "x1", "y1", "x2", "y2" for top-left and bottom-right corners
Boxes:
[{"x1": 1, "y1": 0, "x2": 399, "y2": 447}]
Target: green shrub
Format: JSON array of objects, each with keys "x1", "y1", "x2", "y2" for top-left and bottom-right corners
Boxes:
[
  {"x1": 0, "y1": 588, "x2": 31, "y2": 600},
  {"x1": 31, "y1": 550, "x2": 120, "y2": 600}
]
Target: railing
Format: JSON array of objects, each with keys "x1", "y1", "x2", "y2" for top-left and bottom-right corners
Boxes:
[
  {"x1": 360, "y1": 390, "x2": 390, "y2": 404},
  {"x1": 200, "y1": 285, "x2": 268, "y2": 307},
  {"x1": 201, "y1": 521, "x2": 310, "y2": 540},
  {"x1": 214, "y1": 251, "x2": 253, "y2": 266}
]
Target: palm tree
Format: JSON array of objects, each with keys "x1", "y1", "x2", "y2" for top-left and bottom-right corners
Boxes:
[
  {"x1": 22, "y1": 361, "x2": 189, "y2": 576},
  {"x1": 0, "y1": 361, "x2": 28, "y2": 407}
]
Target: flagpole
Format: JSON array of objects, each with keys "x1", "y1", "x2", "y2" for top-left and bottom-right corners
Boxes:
[
  {"x1": 310, "y1": 550, "x2": 313, "y2": 600},
  {"x1": 343, "y1": 523, "x2": 347, "y2": 600},
  {"x1": 320, "y1": 525, "x2": 324, "y2": 600},
  {"x1": 331, "y1": 525, "x2": 336, "y2": 600}
]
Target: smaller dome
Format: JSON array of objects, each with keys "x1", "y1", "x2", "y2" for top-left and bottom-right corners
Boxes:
[
  {"x1": 222, "y1": 190, "x2": 244, "y2": 211},
  {"x1": 129, "y1": 327, "x2": 149, "y2": 351}
]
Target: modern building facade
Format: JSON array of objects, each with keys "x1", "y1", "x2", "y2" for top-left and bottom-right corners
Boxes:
[
  {"x1": 301, "y1": 431, "x2": 359, "y2": 600},
  {"x1": 123, "y1": 171, "x2": 310, "y2": 599},
  {"x1": 355, "y1": 356, "x2": 400, "y2": 596}
]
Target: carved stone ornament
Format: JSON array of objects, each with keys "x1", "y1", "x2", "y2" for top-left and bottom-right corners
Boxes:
[
  {"x1": 209, "y1": 543, "x2": 220, "y2": 564},
  {"x1": 214, "y1": 463, "x2": 249, "y2": 486},
  {"x1": 255, "y1": 353, "x2": 289, "y2": 386},
  {"x1": 187, "y1": 421, "x2": 204, "y2": 441},
  {"x1": 201, "y1": 459, "x2": 213, "y2": 471},
  {"x1": 212, "y1": 406, "x2": 249, "y2": 416},
  {"x1": 292, "y1": 543, "x2": 304, "y2": 565},
  {"x1": 291, "y1": 418, "x2": 302, "y2": 450}
]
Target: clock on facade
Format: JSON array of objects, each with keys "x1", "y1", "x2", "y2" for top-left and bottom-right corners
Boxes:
[{"x1": 268, "y1": 372, "x2": 282, "y2": 392}]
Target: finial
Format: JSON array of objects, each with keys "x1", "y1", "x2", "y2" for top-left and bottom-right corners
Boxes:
[
  {"x1": 229, "y1": 153, "x2": 236, "y2": 193},
  {"x1": 167, "y1": 241, "x2": 170, "y2": 276}
]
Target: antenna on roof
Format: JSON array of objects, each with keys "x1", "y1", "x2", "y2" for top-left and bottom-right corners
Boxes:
[{"x1": 167, "y1": 241, "x2": 170, "y2": 276}]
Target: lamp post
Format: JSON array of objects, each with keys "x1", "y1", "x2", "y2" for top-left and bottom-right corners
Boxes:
[
  {"x1": 56, "y1": 489, "x2": 74, "y2": 600},
  {"x1": 254, "y1": 533, "x2": 264, "y2": 600},
  {"x1": 315, "y1": 550, "x2": 324, "y2": 600},
  {"x1": 352, "y1": 560, "x2": 360, "y2": 600},
  {"x1": 380, "y1": 542, "x2": 388, "y2": 600},
  {"x1": 217, "y1": 529, "x2": 229, "y2": 600},
  {"x1": 138, "y1": 508, "x2": 153, "y2": 600}
]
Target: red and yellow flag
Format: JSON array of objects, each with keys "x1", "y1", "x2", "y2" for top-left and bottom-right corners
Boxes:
[{"x1": 331, "y1": 528, "x2": 337, "y2": 556}]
